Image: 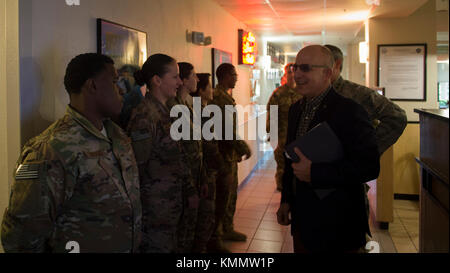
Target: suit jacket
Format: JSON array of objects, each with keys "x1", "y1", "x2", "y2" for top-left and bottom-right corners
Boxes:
[{"x1": 281, "y1": 87, "x2": 380, "y2": 252}]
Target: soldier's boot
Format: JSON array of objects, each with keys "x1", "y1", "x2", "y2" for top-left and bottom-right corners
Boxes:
[
  {"x1": 206, "y1": 239, "x2": 231, "y2": 253},
  {"x1": 222, "y1": 230, "x2": 247, "y2": 242}
]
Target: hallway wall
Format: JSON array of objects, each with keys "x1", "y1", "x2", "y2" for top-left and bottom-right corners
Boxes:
[
  {"x1": 19, "y1": 0, "x2": 254, "y2": 144},
  {"x1": 1, "y1": 0, "x2": 21, "y2": 253}
]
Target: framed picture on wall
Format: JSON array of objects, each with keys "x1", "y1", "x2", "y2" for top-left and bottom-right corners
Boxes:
[
  {"x1": 211, "y1": 48, "x2": 232, "y2": 88},
  {"x1": 97, "y1": 18, "x2": 148, "y2": 72},
  {"x1": 377, "y1": 44, "x2": 427, "y2": 101}
]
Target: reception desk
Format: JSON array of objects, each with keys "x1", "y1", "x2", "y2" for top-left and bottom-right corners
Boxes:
[{"x1": 414, "y1": 109, "x2": 449, "y2": 253}]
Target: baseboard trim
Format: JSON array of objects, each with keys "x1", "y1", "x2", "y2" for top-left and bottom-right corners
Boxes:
[{"x1": 394, "y1": 194, "x2": 419, "y2": 201}]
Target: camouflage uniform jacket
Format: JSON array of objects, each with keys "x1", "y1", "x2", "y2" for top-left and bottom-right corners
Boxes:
[
  {"x1": 266, "y1": 84, "x2": 302, "y2": 148},
  {"x1": 1, "y1": 106, "x2": 142, "y2": 253},
  {"x1": 200, "y1": 103, "x2": 224, "y2": 186},
  {"x1": 126, "y1": 93, "x2": 197, "y2": 250},
  {"x1": 167, "y1": 93, "x2": 207, "y2": 190},
  {"x1": 210, "y1": 84, "x2": 250, "y2": 163},
  {"x1": 333, "y1": 76, "x2": 407, "y2": 154}
]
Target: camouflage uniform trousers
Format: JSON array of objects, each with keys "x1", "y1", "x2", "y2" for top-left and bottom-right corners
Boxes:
[
  {"x1": 274, "y1": 142, "x2": 286, "y2": 190},
  {"x1": 192, "y1": 173, "x2": 216, "y2": 252},
  {"x1": 221, "y1": 161, "x2": 239, "y2": 235},
  {"x1": 177, "y1": 188, "x2": 198, "y2": 253}
]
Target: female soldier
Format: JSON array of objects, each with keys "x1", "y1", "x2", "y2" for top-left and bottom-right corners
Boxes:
[
  {"x1": 126, "y1": 54, "x2": 198, "y2": 253},
  {"x1": 167, "y1": 62, "x2": 205, "y2": 252},
  {"x1": 191, "y1": 73, "x2": 226, "y2": 253}
]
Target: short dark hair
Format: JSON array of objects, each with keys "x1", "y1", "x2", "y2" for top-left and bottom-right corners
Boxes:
[
  {"x1": 134, "y1": 53, "x2": 176, "y2": 87},
  {"x1": 192, "y1": 73, "x2": 211, "y2": 97},
  {"x1": 64, "y1": 53, "x2": 114, "y2": 94},
  {"x1": 216, "y1": 63, "x2": 235, "y2": 82},
  {"x1": 324, "y1": 44, "x2": 343, "y2": 72},
  {"x1": 178, "y1": 62, "x2": 194, "y2": 80}
]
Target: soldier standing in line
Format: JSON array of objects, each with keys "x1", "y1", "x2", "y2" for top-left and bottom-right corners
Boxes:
[
  {"x1": 126, "y1": 54, "x2": 199, "y2": 253},
  {"x1": 1, "y1": 53, "x2": 142, "y2": 253},
  {"x1": 207, "y1": 63, "x2": 252, "y2": 253},
  {"x1": 167, "y1": 62, "x2": 207, "y2": 253},
  {"x1": 191, "y1": 73, "x2": 222, "y2": 253},
  {"x1": 266, "y1": 63, "x2": 303, "y2": 191}
]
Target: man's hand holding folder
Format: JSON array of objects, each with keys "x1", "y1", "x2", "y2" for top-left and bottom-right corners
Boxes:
[
  {"x1": 291, "y1": 148, "x2": 312, "y2": 182},
  {"x1": 284, "y1": 122, "x2": 344, "y2": 200}
]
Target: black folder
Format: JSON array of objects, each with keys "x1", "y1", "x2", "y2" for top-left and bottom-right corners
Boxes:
[{"x1": 284, "y1": 122, "x2": 344, "y2": 199}]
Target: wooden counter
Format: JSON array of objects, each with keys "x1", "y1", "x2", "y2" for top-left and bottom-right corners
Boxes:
[{"x1": 414, "y1": 108, "x2": 449, "y2": 253}]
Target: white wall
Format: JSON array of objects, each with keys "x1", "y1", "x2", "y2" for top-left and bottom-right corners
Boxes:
[{"x1": 1, "y1": 0, "x2": 22, "y2": 253}]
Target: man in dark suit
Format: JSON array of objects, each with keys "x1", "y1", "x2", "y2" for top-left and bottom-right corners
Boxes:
[{"x1": 276, "y1": 45, "x2": 380, "y2": 253}]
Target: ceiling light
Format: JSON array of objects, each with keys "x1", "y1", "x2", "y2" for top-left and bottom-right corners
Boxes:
[
  {"x1": 341, "y1": 10, "x2": 371, "y2": 22},
  {"x1": 365, "y1": 0, "x2": 380, "y2": 6},
  {"x1": 359, "y1": 41, "x2": 368, "y2": 63}
]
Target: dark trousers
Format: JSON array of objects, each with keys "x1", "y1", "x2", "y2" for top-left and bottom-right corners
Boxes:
[{"x1": 292, "y1": 228, "x2": 365, "y2": 253}]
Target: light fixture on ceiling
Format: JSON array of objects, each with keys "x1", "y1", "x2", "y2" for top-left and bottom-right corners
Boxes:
[
  {"x1": 359, "y1": 41, "x2": 368, "y2": 63},
  {"x1": 365, "y1": 0, "x2": 380, "y2": 6}
]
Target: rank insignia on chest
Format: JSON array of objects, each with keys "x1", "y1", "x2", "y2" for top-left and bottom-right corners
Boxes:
[{"x1": 15, "y1": 164, "x2": 40, "y2": 180}]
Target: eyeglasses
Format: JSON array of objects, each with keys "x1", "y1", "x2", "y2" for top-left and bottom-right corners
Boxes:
[{"x1": 290, "y1": 64, "x2": 330, "y2": 73}]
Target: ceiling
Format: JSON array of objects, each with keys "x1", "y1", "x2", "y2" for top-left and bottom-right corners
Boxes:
[{"x1": 212, "y1": 0, "x2": 445, "y2": 54}]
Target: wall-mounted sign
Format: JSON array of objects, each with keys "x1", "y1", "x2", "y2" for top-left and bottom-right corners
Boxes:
[
  {"x1": 238, "y1": 29, "x2": 256, "y2": 65},
  {"x1": 377, "y1": 44, "x2": 427, "y2": 101},
  {"x1": 97, "y1": 18, "x2": 148, "y2": 69},
  {"x1": 211, "y1": 48, "x2": 232, "y2": 88}
]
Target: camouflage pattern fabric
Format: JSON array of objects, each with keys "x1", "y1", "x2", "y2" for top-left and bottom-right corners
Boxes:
[
  {"x1": 1, "y1": 106, "x2": 142, "y2": 253},
  {"x1": 209, "y1": 84, "x2": 251, "y2": 237},
  {"x1": 126, "y1": 92, "x2": 197, "y2": 253},
  {"x1": 211, "y1": 85, "x2": 251, "y2": 162},
  {"x1": 167, "y1": 93, "x2": 205, "y2": 253},
  {"x1": 222, "y1": 161, "x2": 238, "y2": 234},
  {"x1": 333, "y1": 76, "x2": 407, "y2": 220},
  {"x1": 333, "y1": 76, "x2": 407, "y2": 155},
  {"x1": 266, "y1": 84, "x2": 302, "y2": 189},
  {"x1": 192, "y1": 103, "x2": 222, "y2": 252}
]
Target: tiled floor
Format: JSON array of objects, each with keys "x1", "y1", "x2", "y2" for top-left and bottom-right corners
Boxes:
[{"x1": 226, "y1": 152, "x2": 420, "y2": 253}]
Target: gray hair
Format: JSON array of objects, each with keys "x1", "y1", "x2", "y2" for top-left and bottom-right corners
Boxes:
[{"x1": 324, "y1": 44, "x2": 343, "y2": 72}]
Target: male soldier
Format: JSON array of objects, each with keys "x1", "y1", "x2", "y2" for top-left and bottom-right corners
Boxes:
[
  {"x1": 324, "y1": 45, "x2": 407, "y2": 232},
  {"x1": 266, "y1": 63, "x2": 302, "y2": 191},
  {"x1": 1, "y1": 53, "x2": 142, "y2": 253},
  {"x1": 207, "y1": 63, "x2": 252, "y2": 253},
  {"x1": 324, "y1": 44, "x2": 407, "y2": 155}
]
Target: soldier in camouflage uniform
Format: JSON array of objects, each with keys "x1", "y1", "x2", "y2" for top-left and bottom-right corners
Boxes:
[
  {"x1": 324, "y1": 45, "x2": 407, "y2": 244},
  {"x1": 1, "y1": 53, "x2": 142, "y2": 253},
  {"x1": 191, "y1": 73, "x2": 222, "y2": 253},
  {"x1": 167, "y1": 62, "x2": 207, "y2": 253},
  {"x1": 207, "y1": 63, "x2": 252, "y2": 253},
  {"x1": 126, "y1": 54, "x2": 199, "y2": 253},
  {"x1": 266, "y1": 63, "x2": 303, "y2": 191},
  {"x1": 324, "y1": 45, "x2": 407, "y2": 155}
]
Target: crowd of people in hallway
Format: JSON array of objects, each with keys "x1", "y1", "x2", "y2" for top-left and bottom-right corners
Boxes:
[{"x1": 1, "y1": 43, "x2": 407, "y2": 253}]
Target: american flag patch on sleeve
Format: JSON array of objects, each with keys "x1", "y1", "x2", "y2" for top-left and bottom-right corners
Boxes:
[{"x1": 15, "y1": 164, "x2": 40, "y2": 180}]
